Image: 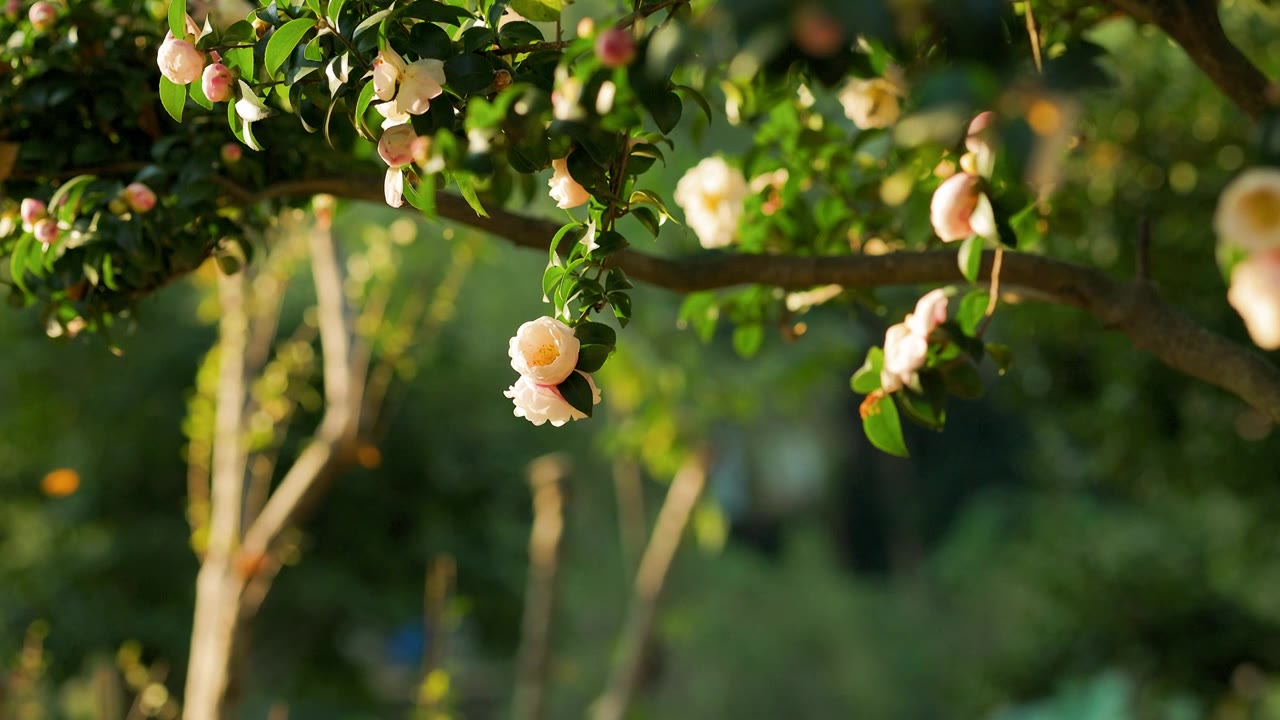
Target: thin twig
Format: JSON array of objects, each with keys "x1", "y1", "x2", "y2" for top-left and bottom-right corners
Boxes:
[
  {"x1": 1024, "y1": 1, "x2": 1043, "y2": 73},
  {"x1": 976, "y1": 245, "x2": 1004, "y2": 338}
]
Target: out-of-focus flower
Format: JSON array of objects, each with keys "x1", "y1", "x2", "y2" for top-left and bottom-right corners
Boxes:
[
  {"x1": 123, "y1": 183, "x2": 157, "y2": 213},
  {"x1": 838, "y1": 66, "x2": 904, "y2": 130},
  {"x1": 791, "y1": 3, "x2": 844, "y2": 57},
  {"x1": 20, "y1": 198, "x2": 46, "y2": 229},
  {"x1": 930, "y1": 172, "x2": 996, "y2": 242},
  {"x1": 157, "y1": 32, "x2": 206, "y2": 85},
  {"x1": 906, "y1": 288, "x2": 948, "y2": 338},
  {"x1": 27, "y1": 0, "x2": 55, "y2": 30},
  {"x1": 1228, "y1": 248, "x2": 1280, "y2": 350},
  {"x1": 880, "y1": 322, "x2": 928, "y2": 393},
  {"x1": 1215, "y1": 167, "x2": 1280, "y2": 251},
  {"x1": 33, "y1": 217, "x2": 58, "y2": 245},
  {"x1": 595, "y1": 28, "x2": 636, "y2": 68},
  {"x1": 378, "y1": 124, "x2": 417, "y2": 207},
  {"x1": 504, "y1": 372, "x2": 601, "y2": 427},
  {"x1": 508, "y1": 316, "x2": 580, "y2": 384},
  {"x1": 548, "y1": 157, "x2": 590, "y2": 209},
  {"x1": 221, "y1": 143, "x2": 242, "y2": 164},
  {"x1": 673, "y1": 157, "x2": 748, "y2": 249},
  {"x1": 964, "y1": 111, "x2": 997, "y2": 178}
]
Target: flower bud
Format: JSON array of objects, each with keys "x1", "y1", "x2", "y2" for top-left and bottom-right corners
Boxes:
[
  {"x1": 493, "y1": 68, "x2": 512, "y2": 91},
  {"x1": 379, "y1": 124, "x2": 417, "y2": 208},
  {"x1": 221, "y1": 142, "x2": 242, "y2": 164},
  {"x1": 929, "y1": 172, "x2": 996, "y2": 243},
  {"x1": 20, "y1": 198, "x2": 46, "y2": 228},
  {"x1": 791, "y1": 3, "x2": 844, "y2": 57},
  {"x1": 1229, "y1": 248, "x2": 1280, "y2": 350},
  {"x1": 123, "y1": 182, "x2": 157, "y2": 213},
  {"x1": 251, "y1": 16, "x2": 269, "y2": 39},
  {"x1": 157, "y1": 32, "x2": 206, "y2": 85},
  {"x1": 27, "y1": 0, "x2": 55, "y2": 30},
  {"x1": 594, "y1": 28, "x2": 636, "y2": 68},
  {"x1": 33, "y1": 217, "x2": 58, "y2": 245},
  {"x1": 5, "y1": 0, "x2": 22, "y2": 19},
  {"x1": 202, "y1": 63, "x2": 234, "y2": 102}
]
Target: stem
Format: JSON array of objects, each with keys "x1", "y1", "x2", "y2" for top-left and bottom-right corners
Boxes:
[{"x1": 976, "y1": 244, "x2": 1004, "y2": 338}]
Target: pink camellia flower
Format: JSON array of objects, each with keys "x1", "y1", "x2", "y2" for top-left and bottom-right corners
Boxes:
[
  {"x1": 378, "y1": 124, "x2": 417, "y2": 207},
  {"x1": 27, "y1": 0, "x2": 55, "y2": 30},
  {"x1": 220, "y1": 143, "x2": 242, "y2": 164},
  {"x1": 504, "y1": 371, "x2": 602, "y2": 427},
  {"x1": 202, "y1": 63, "x2": 234, "y2": 102},
  {"x1": 157, "y1": 32, "x2": 206, "y2": 85},
  {"x1": 1228, "y1": 248, "x2": 1280, "y2": 350},
  {"x1": 594, "y1": 28, "x2": 636, "y2": 68},
  {"x1": 32, "y1": 217, "x2": 58, "y2": 245},
  {"x1": 20, "y1": 198, "x2": 47, "y2": 229},
  {"x1": 123, "y1": 183, "x2": 157, "y2": 213},
  {"x1": 548, "y1": 157, "x2": 590, "y2": 209},
  {"x1": 395, "y1": 59, "x2": 446, "y2": 116},
  {"x1": 880, "y1": 322, "x2": 929, "y2": 393},
  {"x1": 905, "y1": 288, "x2": 948, "y2": 339},
  {"x1": 930, "y1": 172, "x2": 997, "y2": 242},
  {"x1": 509, "y1": 316, "x2": 580, "y2": 385},
  {"x1": 1215, "y1": 168, "x2": 1280, "y2": 251},
  {"x1": 372, "y1": 46, "x2": 406, "y2": 102}
]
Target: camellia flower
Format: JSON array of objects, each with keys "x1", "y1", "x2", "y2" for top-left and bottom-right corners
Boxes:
[
  {"x1": 20, "y1": 198, "x2": 46, "y2": 230},
  {"x1": 123, "y1": 183, "x2": 157, "y2": 213},
  {"x1": 1228, "y1": 248, "x2": 1280, "y2": 350},
  {"x1": 595, "y1": 28, "x2": 636, "y2": 68},
  {"x1": 963, "y1": 111, "x2": 997, "y2": 179},
  {"x1": 905, "y1": 288, "x2": 948, "y2": 339},
  {"x1": 378, "y1": 124, "x2": 417, "y2": 208},
  {"x1": 838, "y1": 66, "x2": 904, "y2": 130},
  {"x1": 157, "y1": 32, "x2": 206, "y2": 85},
  {"x1": 33, "y1": 217, "x2": 58, "y2": 245},
  {"x1": 880, "y1": 322, "x2": 929, "y2": 393},
  {"x1": 548, "y1": 157, "x2": 590, "y2": 209},
  {"x1": 504, "y1": 372, "x2": 602, "y2": 427},
  {"x1": 1215, "y1": 167, "x2": 1280, "y2": 251},
  {"x1": 509, "y1": 316, "x2": 580, "y2": 385},
  {"x1": 27, "y1": 0, "x2": 55, "y2": 29},
  {"x1": 673, "y1": 156, "x2": 748, "y2": 249},
  {"x1": 202, "y1": 63, "x2": 234, "y2": 103},
  {"x1": 395, "y1": 59, "x2": 446, "y2": 116},
  {"x1": 930, "y1": 172, "x2": 997, "y2": 242},
  {"x1": 371, "y1": 46, "x2": 405, "y2": 102},
  {"x1": 5, "y1": 0, "x2": 21, "y2": 19}
]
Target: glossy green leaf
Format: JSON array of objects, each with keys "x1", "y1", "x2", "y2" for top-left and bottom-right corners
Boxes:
[
  {"x1": 510, "y1": 0, "x2": 560, "y2": 22},
  {"x1": 452, "y1": 173, "x2": 488, "y2": 217},
  {"x1": 159, "y1": 76, "x2": 186, "y2": 122},
  {"x1": 168, "y1": 0, "x2": 187, "y2": 38},
  {"x1": 575, "y1": 344, "x2": 612, "y2": 373},
  {"x1": 265, "y1": 18, "x2": 317, "y2": 76},
  {"x1": 863, "y1": 394, "x2": 908, "y2": 457},
  {"x1": 956, "y1": 290, "x2": 989, "y2": 336},
  {"x1": 574, "y1": 321, "x2": 616, "y2": 347},
  {"x1": 851, "y1": 346, "x2": 884, "y2": 394},
  {"x1": 957, "y1": 233, "x2": 983, "y2": 284},
  {"x1": 557, "y1": 370, "x2": 594, "y2": 417}
]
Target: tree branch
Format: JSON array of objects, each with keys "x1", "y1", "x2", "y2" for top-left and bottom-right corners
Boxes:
[
  {"x1": 1106, "y1": 0, "x2": 1273, "y2": 120},
  {"x1": 231, "y1": 175, "x2": 1280, "y2": 423}
]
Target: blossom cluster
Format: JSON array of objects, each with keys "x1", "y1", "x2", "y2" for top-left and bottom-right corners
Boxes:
[
  {"x1": 504, "y1": 317, "x2": 602, "y2": 426},
  {"x1": 880, "y1": 289, "x2": 948, "y2": 393},
  {"x1": 1217, "y1": 168, "x2": 1280, "y2": 349},
  {"x1": 930, "y1": 112, "x2": 998, "y2": 244}
]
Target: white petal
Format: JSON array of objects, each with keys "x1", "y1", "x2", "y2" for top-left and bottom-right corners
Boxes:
[
  {"x1": 969, "y1": 192, "x2": 998, "y2": 241},
  {"x1": 385, "y1": 168, "x2": 404, "y2": 207}
]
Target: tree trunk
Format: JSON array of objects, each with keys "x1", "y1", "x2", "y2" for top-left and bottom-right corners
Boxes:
[{"x1": 183, "y1": 558, "x2": 248, "y2": 720}]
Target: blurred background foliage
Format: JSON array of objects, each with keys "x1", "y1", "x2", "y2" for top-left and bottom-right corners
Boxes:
[{"x1": 6, "y1": 1, "x2": 1280, "y2": 718}]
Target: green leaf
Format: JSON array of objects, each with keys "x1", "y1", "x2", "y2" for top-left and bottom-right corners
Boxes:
[
  {"x1": 224, "y1": 46, "x2": 254, "y2": 80},
  {"x1": 353, "y1": 78, "x2": 377, "y2": 137},
  {"x1": 189, "y1": 75, "x2": 214, "y2": 109},
  {"x1": 510, "y1": 0, "x2": 560, "y2": 22},
  {"x1": 574, "y1": 320, "x2": 616, "y2": 347},
  {"x1": 605, "y1": 268, "x2": 632, "y2": 293},
  {"x1": 266, "y1": 18, "x2": 317, "y2": 76},
  {"x1": 168, "y1": 0, "x2": 187, "y2": 38},
  {"x1": 541, "y1": 265, "x2": 565, "y2": 302},
  {"x1": 673, "y1": 84, "x2": 712, "y2": 123},
  {"x1": 403, "y1": 173, "x2": 436, "y2": 215},
  {"x1": 957, "y1": 233, "x2": 983, "y2": 284},
  {"x1": 863, "y1": 394, "x2": 908, "y2": 457},
  {"x1": 10, "y1": 234, "x2": 32, "y2": 294},
  {"x1": 955, "y1": 290, "x2": 989, "y2": 336},
  {"x1": 985, "y1": 342, "x2": 1014, "y2": 375},
  {"x1": 444, "y1": 53, "x2": 495, "y2": 96},
  {"x1": 629, "y1": 188, "x2": 674, "y2": 220},
  {"x1": 851, "y1": 346, "x2": 884, "y2": 394},
  {"x1": 304, "y1": 0, "x2": 321, "y2": 18},
  {"x1": 159, "y1": 76, "x2": 186, "y2": 122},
  {"x1": 452, "y1": 174, "x2": 488, "y2": 217},
  {"x1": 650, "y1": 90, "x2": 683, "y2": 134},
  {"x1": 547, "y1": 222, "x2": 577, "y2": 265},
  {"x1": 575, "y1": 344, "x2": 612, "y2": 373},
  {"x1": 632, "y1": 206, "x2": 660, "y2": 237},
  {"x1": 556, "y1": 371, "x2": 594, "y2": 417},
  {"x1": 733, "y1": 323, "x2": 764, "y2": 358},
  {"x1": 326, "y1": 0, "x2": 348, "y2": 30},
  {"x1": 897, "y1": 373, "x2": 947, "y2": 430},
  {"x1": 609, "y1": 291, "x2": 632, "y2": 327},
  {"x1": 352, "y1": 6, "x2": 393, "y2": 38}
]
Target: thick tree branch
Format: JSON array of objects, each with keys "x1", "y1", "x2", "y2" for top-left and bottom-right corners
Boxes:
[
  {"x1": 1107, "y1": 0, "x2": 1273, "y2": 120},
  {"x1": 232, "y1": 175, "x2": 1280, "y2": 422}
]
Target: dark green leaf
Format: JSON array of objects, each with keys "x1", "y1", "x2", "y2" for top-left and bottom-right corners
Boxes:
[
  {"x1": 986, "y1": 342, "x2": 1014, "y2": 375},
  {"x1": 408, "y1": 21, "x2": 454, "y2": 59},
  {"x1": 897, "y1": 373, "x2": 947, "y2": 430},
  {"x1": 556, "y1": 371, "x2": 594, "y2": 417},
  {"x1": 650, "y1": 90, "x2": 682, "y2": 134},
  {"x1": 575, "y1": 344, "x2": 612, "y2": 373},
  {"x1": 444, "y1": 53, "x2": 495, "y2": 96},
  {"x1": 498, "y1": 20, "x2": 543, "y2": 47},
  {"x1": 632, "y1": 206, "x2": 660, "y2": 237},
  {"x1": 609, "y1": 291, "x2": 631, "y2": 327},
  {"x1": 574, "y1": 320, "x2": 616, "y2": 347},
  {"x1": 452, "y1": 173, "x2": 488, "y2": 217},
  {"x1": 943, "y1": 361, "x2": 985, "y2": 400}
]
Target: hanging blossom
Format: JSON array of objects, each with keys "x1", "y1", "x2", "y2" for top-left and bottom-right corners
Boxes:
[
  {"x1": 1218, "y1": 168, "x2": 1280, "y2": 349},
  {"x1": 378, "y1": 124, "x2": 417, "y2": 207},
  {"x1": 838, "y1": 65, "x2": 905, "y2": 130},
  {"x1": 673, "y1": 156, "x2": 748, "y2": 249},
  {"x1": 880, "y1": 289, "x2": 948, "y2": 393},
  {"x1": 371, "y1": 46, "x2": 446, "y2": 128},
  {"x1": 548, "y1": 157, "x2": 590, "y2": 209},
  {"x1": 930, "y1": 111, "x2": 999, "y2": 243},
  {"x1": 504, "y1": 317, "x2": 602, "y2": 426},
  {"x1": 156, "y1": 14, "x2": 208, "y2": 85}
]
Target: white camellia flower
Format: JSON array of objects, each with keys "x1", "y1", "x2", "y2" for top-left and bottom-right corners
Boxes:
[
  {"x1": 838, "y1": 66, "x2": 904, "y2": 130},
  {"x1": 548, "y1": 157, "x2": 590, "y2": 209},
  {"x1": 378, "y1": 124, "x2": 417, "y2": 208},
  {"x1": 1228, "y1": 249, "x2": 1280, "y2": 350},
  {"x1": 673, "y1": 156, "x2": 748, "y2": 249},
  {"x1": 930, "y1": 172, "x2": 997, "y2": 243},
  {"x1": 504, "y1": 372, "x2": 602, "y2": 427},
  {"x1": 1215, "y1": 168, "x2": 1280, "y2": 251},
  {"x1": 395, "y1": 59, "x2": 446, "y2": 116},
  {"x1": 905, "y1": 288, "x2": 948, "y2": 339},
  {"x1": 372, "y1": 46, "x2": 406, "y2": 102},
  {"x1": 509, "y1": 316, "x2": 580, "y2": 385},
  {"x1": 880, "y1": 322, "x2": 929, "y2": 393}
]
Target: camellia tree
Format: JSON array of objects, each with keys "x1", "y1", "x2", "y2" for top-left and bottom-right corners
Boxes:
[{"x1": 4, "y1": 0, "x2": 1280, "y2": 715}]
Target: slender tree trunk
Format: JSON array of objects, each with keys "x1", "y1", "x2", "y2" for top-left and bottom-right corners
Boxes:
[{"x1": 183, "y1": 562, "x2": 247, "y2": 720}]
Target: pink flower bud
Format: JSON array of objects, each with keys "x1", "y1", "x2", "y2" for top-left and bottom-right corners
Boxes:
[
  {"x1": 157, "y1": 32, "x2": 206, "y2": 85},
  {"x1": 123, "y1": 182, "x2": 157, "y2": 213},
  {"x1": 378, "y1": 124, "x2": 417, "y2": 169},
  {"x1": 27, "y1": 0, "x2": 55, "y2": 30},
  {"x1": 594, "y1": 28, "x2": 636, "y2": 68},
  {"x1": 221, "y1": 143, "x2": 242, "y2": 164},
  {"x1": 20, "y1": 198, "x2": 46, "y2": 228},
  {"x1": 965, "y1": 111, "x2": 996, "y2": 154},
  {"x1": 33, "y1": 217, "x2": 58, "y2": 245},
  {"x1": 929, "y1": 172, "x2": 996, "y2": 243},
  {"x1": 791, "y1": 3, "x2": 844, "y2": 57},
  {"x1": 5, "y1": 0, "x2": 22, "y2": 19},
  {"x1": 202, "y1": 63, "x2": 234, "y2": 103}
]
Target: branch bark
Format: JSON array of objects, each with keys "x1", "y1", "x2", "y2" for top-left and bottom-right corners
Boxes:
[{"x1": 232, "y1": 176, "x2": 1280, "y2": 423}]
